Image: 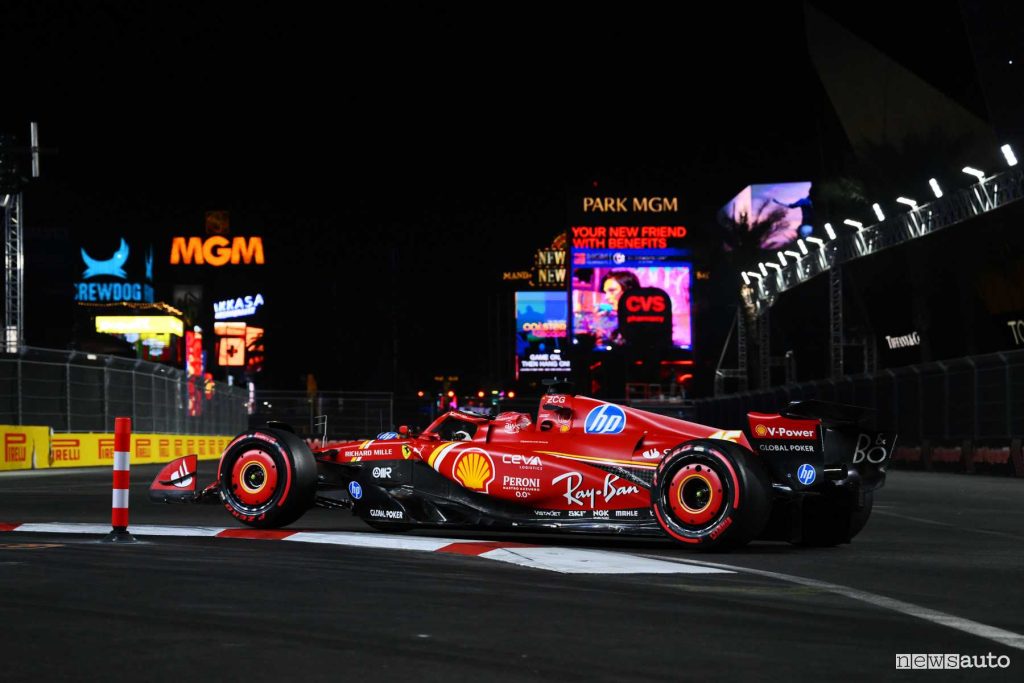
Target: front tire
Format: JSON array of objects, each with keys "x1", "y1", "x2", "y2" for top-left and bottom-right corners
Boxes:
[
  {"x1": 218, "y1": 428, "x2": 317, "y2": 528},
  {"x1": 652, "y1": 439, "x2": 772, "y2": 551}
]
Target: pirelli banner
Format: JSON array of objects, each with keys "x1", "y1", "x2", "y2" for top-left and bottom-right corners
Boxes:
[
  {"x1": 45, "y1": 433, "x2": 231, "y2": 469},
  {"x1": 0, "y1": 426, "x2": 52, "y2": 472}
]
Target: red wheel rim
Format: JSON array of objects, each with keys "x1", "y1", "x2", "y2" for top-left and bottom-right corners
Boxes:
[
  {"x1": 230, "y1": 450, "x2": 279, "y2": 506},
  {"x1": 667, "y1": 463, "x2": 724, "y2": 526}
]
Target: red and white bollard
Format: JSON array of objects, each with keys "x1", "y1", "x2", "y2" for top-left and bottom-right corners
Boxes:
[{"x1": 103, "y1": 417, "x2": 136, "y2": 543}]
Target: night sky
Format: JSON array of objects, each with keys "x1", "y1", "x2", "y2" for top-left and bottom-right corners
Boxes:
[{"x1": 0, "y1": 1, "x2": 985, "y2": 392}]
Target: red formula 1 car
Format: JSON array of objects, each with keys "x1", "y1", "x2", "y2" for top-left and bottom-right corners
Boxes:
[{"x1": 150, "y1": 390, "x2": 895, "y2": 550}]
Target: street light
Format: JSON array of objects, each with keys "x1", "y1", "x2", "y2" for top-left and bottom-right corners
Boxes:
[
  {"x1": 1001, "y1": 144, "x2": 1018, "y2": 167},
  {"x1": 766, "y1": 262, "x2": 782, "y2": 273},
  {"x1": 806, "y1": 236, "x2": 825, "y2": 247},
  {"x1": 843, "y1": 219, "x2": 863, "y2": 230},
  {"x1": 797, "y1": 239, "x2": 809, "y2": 255},
  {"x1": 778, "y1": 252, "x2": 787, "y2": 266},
  {"x1": 929, "y1": 178, "x2": 943, "y2": 198},
  {"x1": 741, "y1": 272, "x2": 750, "y2": 286},
  {"x1": 896, "y1": 197, "x2": 918, "y2": 209},
  {"x1": 758, "y1": 262, "x2": 768, "y2": 276},
  {"x1": 824, "y1": 223, "x2": 836, "y2": 240},
  {"x1": 745, "y1": 271, "x2": 763, "y2": 281},
  {"x1": 962, "y1": 166, "x2": 986, "y2": 181},
  {"x1": 872, "y1": 203, "x2": 885, "y2": 221},
  {"x1": 784, "y1": 250, "x2": 801, "y2": 260}
]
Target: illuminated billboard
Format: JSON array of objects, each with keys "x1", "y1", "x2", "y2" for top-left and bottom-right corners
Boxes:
[
  {"x1": 217, "y1": 337, "x2": 245, "y2": 366},
  {"x1": 515, "y1": 292, "x2": 570, "y2": 376},
  {"x1": 718, "y1": 182, "x2": 813, "y2": 251},
  {"x1": 185, "y1": 331, "x2": 204, "y2": 417},
  {"x1": 213, "y1": 293, "x2": 265, "y2": 320},
  {"x1": 571, "y1": 262, "x2": 692, "y2": 350},
  {"x1": 169, "y1": 236, "x2": 265, "y2": 266},
  {"x1": 95, "y1": 316, "x2": 184, "y2": 337},
  {"x1": 245, "y1": 326, "x2": 265, "y2": 373},
  {"x1": 74, "y1": 237, "x2": 155, "y2": 303},
  {"x1": 214, "y1": 321, "x2": 246, "y2": 337}
]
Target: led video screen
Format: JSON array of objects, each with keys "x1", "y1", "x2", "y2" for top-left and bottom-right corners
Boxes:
[
  {"x1": 515, "y1": 291, "x2": 570, "y2": 375},
  {"x1": 571, "y1": 263, "x2": 692, "y2": 350},
  {"x1": 719, "y1": 182, "x2": 813, "y2": 251}
]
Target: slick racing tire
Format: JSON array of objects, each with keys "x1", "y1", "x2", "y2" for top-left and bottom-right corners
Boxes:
[
  {"x1": 652, "y1": 439, "x2": 771, "y2": 551},
  {"x1": 218, "y1": 427, "x2": 317, "y2": 529},
  {"x1": 798, "y1": 490, "x2": 874, "y2": 547}
]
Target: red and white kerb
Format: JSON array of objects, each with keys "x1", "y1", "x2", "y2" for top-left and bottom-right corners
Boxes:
[{"x1": 111, "y1": 417, "x2": 131, "y2": 531}]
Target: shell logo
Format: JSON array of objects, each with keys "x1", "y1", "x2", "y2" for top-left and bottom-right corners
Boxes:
[
  {"x1": 454, "y1": 450, "x2": 494, "y2": 492},
  {"x1": 753, "y1": 424, "x2": 768, "y2": 438}
]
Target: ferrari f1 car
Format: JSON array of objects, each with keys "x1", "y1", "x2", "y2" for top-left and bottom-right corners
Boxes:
[{"x1": 150, "y1": 390, "x2": 895, "y2": 550}]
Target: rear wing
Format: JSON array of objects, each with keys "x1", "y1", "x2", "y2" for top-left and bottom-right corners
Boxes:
[
  {"x1": 781, "y1": 400, "x2": 878, "y2": 430},
  {"x1": 748, "y1": 400, "x2": 896, "y2": 493}
]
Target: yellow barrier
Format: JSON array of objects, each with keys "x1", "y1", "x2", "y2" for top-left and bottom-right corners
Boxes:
[
  {"x1": 0, "y1": 426, "x2": 52, "y2": 472},
  {"x1": 44, "y1": 433, "x2": 232, "y2": 469}
]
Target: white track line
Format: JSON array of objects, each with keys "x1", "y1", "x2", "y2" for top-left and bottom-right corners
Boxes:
[
  {"x1": 479, "y1": 546, "x2": 729, "y2": 574},
  {"x1": 873, "y1": 509, "x2": 1024, "y2": 542},
  {"x1": 641, "y1": 555, "x2": 1024, "y2": 652},
  {"x1": 1, "y1": 522, "x2": 729, "y2": 575}
]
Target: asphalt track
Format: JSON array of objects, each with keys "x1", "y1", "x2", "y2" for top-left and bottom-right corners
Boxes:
[{"x1": 0, "y1": 465, "x2": 1021, "y2": 682}]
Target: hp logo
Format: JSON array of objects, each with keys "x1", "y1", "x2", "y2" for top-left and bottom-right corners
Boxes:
[
  {"x1": 796, "y1": 464, "x2": 816, "y2": 485},
  {"x1": 584, "y1": 405, "x2": 626, "y2": 435},
  {"x1": 348, "y1": 481, "x2": 363, "y2": 500}
]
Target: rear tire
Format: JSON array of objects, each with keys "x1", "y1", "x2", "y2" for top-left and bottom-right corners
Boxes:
[
  {"x1": 218, "y1": 428, "x2": 317, "y2": 528},
  {"x1": 652, "y1": 439, "x2": 772, "y2": 551},
  {"x1": 799, "y1": 490, "x2": 874, "y2": 546}
]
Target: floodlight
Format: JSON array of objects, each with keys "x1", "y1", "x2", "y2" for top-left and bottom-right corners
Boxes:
[
  {"x1": 1001, "y1": 144, "x2": 1017, "y2": 167},
  {"x1": 962, "y1": 166, "x2": 986, "y2": 181}
]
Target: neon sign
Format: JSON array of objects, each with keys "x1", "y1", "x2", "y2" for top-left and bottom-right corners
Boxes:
[
  {"x1": 81, "y1": 238, "x2": 129, "y2": 279},
  {"x1": 169, "y1": 236, "x2": 265, "y2": 266},
  {"x1": 74, "y1": 237, "x2": 154, "y2": 303},
  {"x1": 213, "y1": 293, "x2": 265, "y2": 320}
]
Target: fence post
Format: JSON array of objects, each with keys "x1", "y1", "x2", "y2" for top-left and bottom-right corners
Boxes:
[
  {"x1": 132, "y1": 360, "x2": 139, "y2": 428},
  {"x1": 16, "y1": 355, "x2": 22, "y2": 425},
  {"x1": 1004, "y1": 353, "x2": 1012, "y2": 444},
  {"x1": 66, "y1": 355, "x2": 73, "y2": 432},
  {"x1": 102, "y1": 361, "x2": 110, "y2": 430}
]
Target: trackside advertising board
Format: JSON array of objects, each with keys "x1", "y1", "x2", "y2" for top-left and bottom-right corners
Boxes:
[
  {"x1": 43, "y1": 433, "x2": 231, "y2": 469},
  {"x1": 0, "y1": 426, "x2": 52, "y2": 472}
]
